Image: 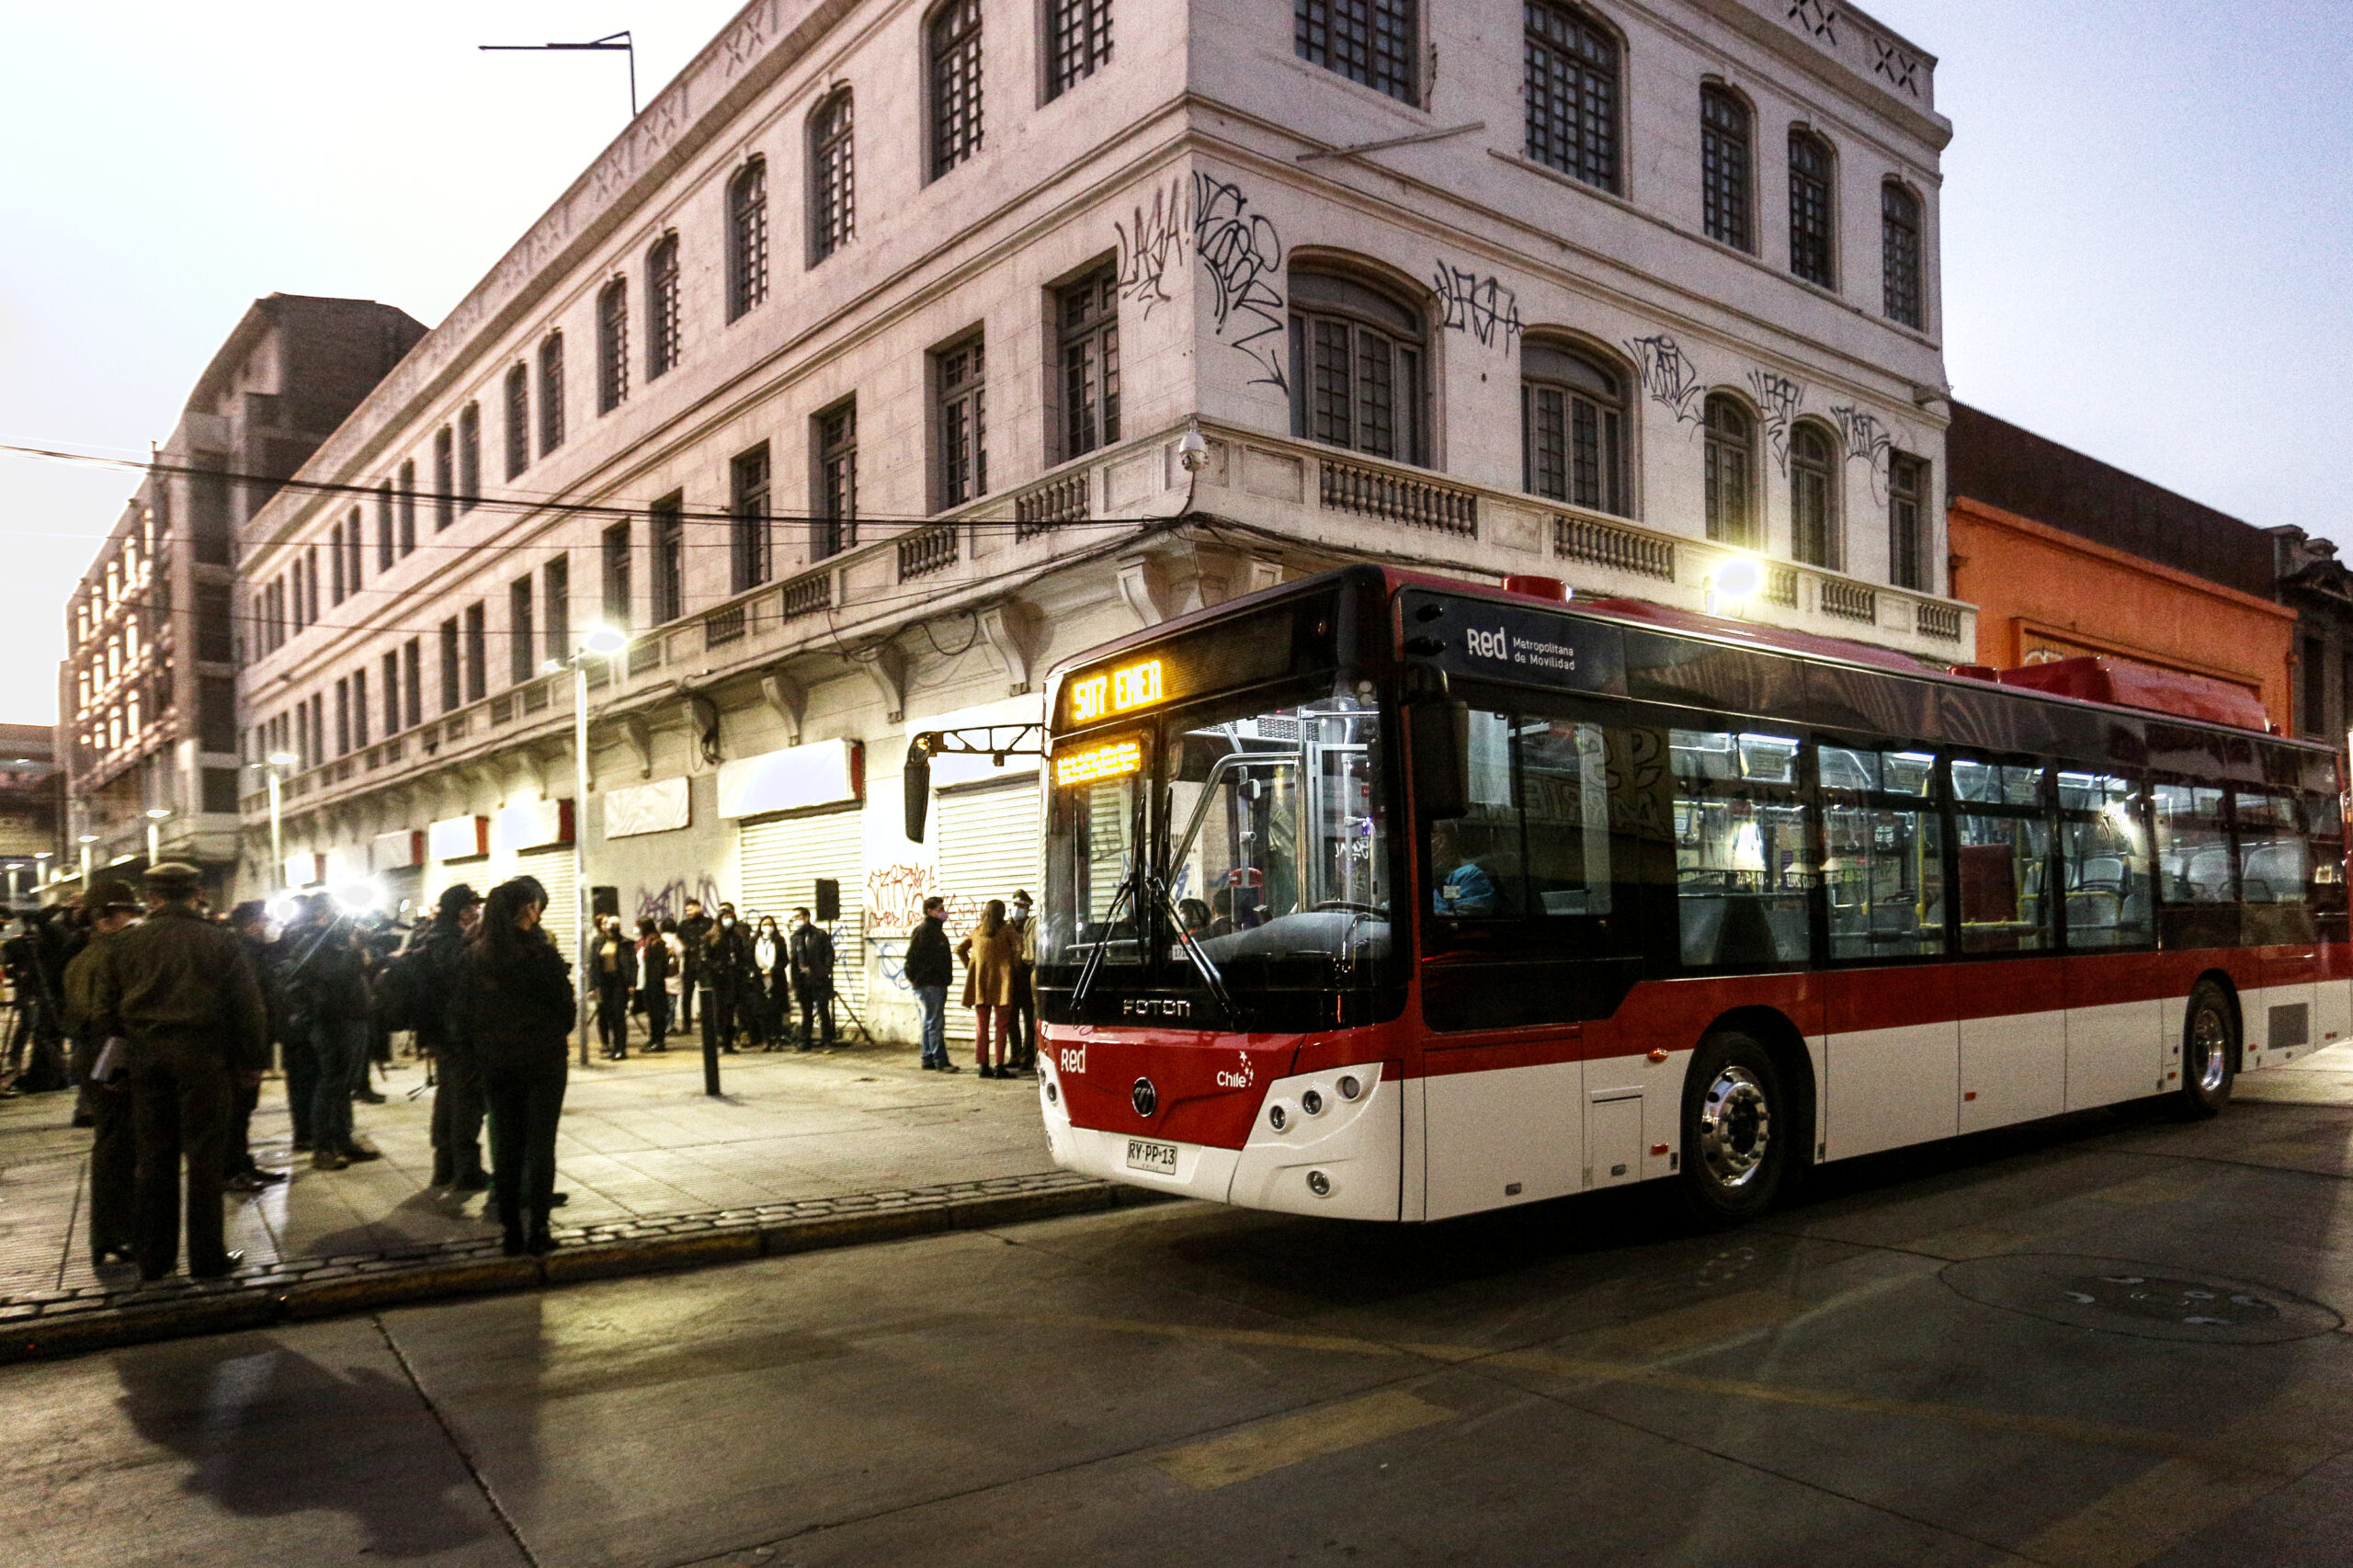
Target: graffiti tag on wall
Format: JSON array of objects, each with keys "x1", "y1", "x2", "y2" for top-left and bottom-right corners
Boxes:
[
  {"x1": 1192, "y1": 174, "x2": 1288, "y2": 393},
  {"x1": 1116, "y1": 176, "x2": 1190, "y2": 317},
  {"x1": 1625, "y1": 335, "x2": 1707, "y2": 426},
  {"x1": 1747, "y1": 369, "x2": 1805, "y2": 472},
  {"x1": 1830, "y1": 404, "x2": 1897, "y2": 500},
  {"x1": 1432, "y1": 262, "x2": 1522, "y2": 349},
  {"x1": 635, "y1": 875, "x2": 723, "y2": 925}
]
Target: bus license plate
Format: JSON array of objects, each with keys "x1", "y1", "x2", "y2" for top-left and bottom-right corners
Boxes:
[{"x1": 1126, "y1": 1138, "x2": 1179, "y2": 1176}]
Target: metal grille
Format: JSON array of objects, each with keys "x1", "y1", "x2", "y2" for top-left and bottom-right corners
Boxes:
[
  {"x1": 1552, "y1": 514, "x2": 1673, "y2": 579},
  {"x1": 1788, "y1": 131, "x2": 1836, "y2": 287},
  {"x1": 811, "y1": 93, "x2": 855, "y2": 261},
  {"x1": 1700, "y1": 85, "x2": 1751, "y2": 249},
  {"x1": 1319, "y1": 458, "x2": 1476, "y2": 536},
  {"x1": 1524, "y1": 2, "x2": 1618, "y2": 192},
  {"x1": 1882, "y1": 181, "x2": 1923, "y2": 327},
  {"x1": 647, "y1": 234, "x2": 681, "y2": 379},
  {"x1": 898, "y1": 526, "x2": 960, "y2": 581},
  {"x1": 1017, "y1": 472, "x2": 1090, "y2": 538},
  {"x1": 929, "y1": 0, "x2": 984, "y2": 177},
  {"x1": 1296, "y1": 0, "x2": 1417, "y2": 105},
  {"x1": 597, "y1": 278, "x2": 628, "y2": 412},
  {"x1": 728, "y1": 158, "x2": 768, "y2": 320},
  {"x1": 1047, "y1": 0, "x2": 1112, "y2": 99}
]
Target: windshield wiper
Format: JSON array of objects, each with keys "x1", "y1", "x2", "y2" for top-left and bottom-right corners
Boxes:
[
  {"x1": 1070, "y1": 862, "x2": 1140, "y2": 1009},
  {"x1": 1069, "y1": 857, "x2": 1238, "y2": 1023},
  {"x1": 1142, "y1": 865, "x2": 1237, "y2": 1021}
]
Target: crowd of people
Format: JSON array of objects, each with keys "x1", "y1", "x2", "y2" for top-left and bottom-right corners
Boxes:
[{"x1": 0, "y1": 869, "x2": 1048, "y2": 1281}]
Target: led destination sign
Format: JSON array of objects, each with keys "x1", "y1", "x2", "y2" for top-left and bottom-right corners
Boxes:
[
  {"x1": 1068, "y1": 658, "x2": 1164, "y2": 723},
  {"x1": 1052, "y1": 735, "x2": 1144, "y2": 787}
]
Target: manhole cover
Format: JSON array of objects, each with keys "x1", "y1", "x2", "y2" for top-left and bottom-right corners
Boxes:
[{"x1": 1938, "y1": 1254, "x2": 2341, "y2": 1344}]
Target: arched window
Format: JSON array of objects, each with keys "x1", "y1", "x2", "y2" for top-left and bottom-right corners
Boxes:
[
  {"x1": 1521, "y1": 340, "x2": 1627, "y2": 515},
  {"x1": 1297, "y1": 0, "x2": 1417, "y2": 105},
  {"x1": 538, "y1": 332, "x2": 565, "y2": 455},
  {"x1": 1700, "y1": 85, "x2": 1752, "y2": 250},
  {"x1": 809, "y1": 92, "x2": 854, "y2": 264},
  {"x1": 646, "y1": 233, "x2": 680, "y2": 381},
  {"x1": 503, "y1": 362, "x2": 529, "y2": 480},
  {"x1": 1288, "y1": 268, "x2": 1428, "y2": 465},
  {"x1": 1881, "y1": 180, "x2": 1923, "y2": 327},
  {"x1": 1047, "y1": 0, "x2": 1113, "y2": 99},
  {"x1": 1703, "y1": 392, "x2": 1757, "y2": 548},
  {"x1": 727, "y1": 158, "x2": 768, "y2": 321},
  {"x1": 1524, "y1": 2, "x2": 1619, "y2": 194},
  {"x1": 1788, "y1": 129, "x2": 1836, "y2": 287},
  {"x1": 597, "y1": 278, "x2": 629, "y2": 414},
  {"x1": 928, "y1": 0, "x2": 984, "y2": 178},
  {"x1": 1790, "y1": 421, "x2": 1838, "y2": 568}
]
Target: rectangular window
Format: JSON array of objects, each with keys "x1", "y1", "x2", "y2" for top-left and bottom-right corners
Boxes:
[
  {"x1": 1523, "y1": 0, "x2": 1617, "y2": 192},
  {"x1": 652, "y1": 492, "x2": 685, "y2": 623},
  {"x1": 335, "y1": 677, "x2": 351, "y2": 756},
  {"x1": 346, "y1": 506, "x2": 363, "y2": 598},
  {"x1": 195, "y1": 582, "x2": 233, "y2": 663},
  {"x1": 597, "y1": 281, "x2": 629, "y2": 413},
  {"x1": 2057, "y1": 770, "x2": 2152, "y2": 950},
  {"x1": 1882, "y1": 183, "x2": 1924, "y2": 328},
  {"x1": 1059, "y1": 266, "x2": 1120, "y2": 461},
  {"x1": 648, "y1": 236, "x2": 681, "y2": 381},
  {"x1": 189, "y1": 454, "x2": 233, "y2": 564},
  {"x1": 504, "y1": 365, "x2": 529, "y2": 480},
  {"x1": 404, "y1": 638, "x2": 422, "y2": 729},
  {"x1": 398, "y1": 460, "x2": 417, "y2": 554},
  {"x1": 376, "y1": 483, "x2": 394, "y2": 570},
  {"x1": 2154, "y1": 782, "x2": 2234, "y2": 904},
  {"x1": 1673, "y1": 729, "x2": 1814, "y2": 968},
  {"x1": 1789, "y1": 131, "x2": 1837, "y2": 288},
  {"x1": 330, "y1": 526, "x2": 346, "y2": 605},
  {"x1": 1297, "y1": 0, "x2": 1417, "y2": 105},
  {"x1": 539, "y1": 334, "x2": 565, "y2": 454},
  {"x1": 542, "y1": 555, "x2": 570, "y2": 665},
  {"x1": 383, "y1": 651, "x2": 401, "y2": 735},
  {"x1": 1700, "y1": 87, "x2": 1752, "y2": 250},
  {"x1": 2302, "y1": 636, "x2": 2327, "y2": 736},
  {"x1": 202, "y1": 767, "x2": 241, "y2": 814},
  {"x1": 1888, "y1": 452, "x2": 1928, "y2": 591},
  {"x1": 510, "y1": 576, "x2": 537, "y2": 687},
  {"x1": 603, "y1": 522, "x2": 631, "y2": 630},
  {"x1": 197, "y1": 675, "x2": 238, "y2": 754},
  {"x1": 434, "y1": 426, "x2": 455, "y2": 530},
  {"x1": 353, "y1": 667, "x2": 369, "y2": 748},
  {"x1": 814, "y1": 403, "x2": 857, "y2": 561},
  {"x1": 1949, "y1": 757, "x2": 2052, "y2": 954},
  {"x1": 936, "y1": 335, "x2": 987, "y2": 508},
  {"x1": 731, "y1": 445, "x2": 772, "y2": 593},
  {"x1": 458, "y1": 403, "x2": 482, "y2": 511},
  {"x1": 439, "y1": 618, "x2": 460, "y2": 712},
  {"x1": 463, "y1": 602, "x2": 486, "y2": 702},
  {"x1": 1426, "y1": 710, "x2": 1614, "y2": 923},
  {"x1": 1047, "y1": 0, "x2": 1113, "y2": 99}
]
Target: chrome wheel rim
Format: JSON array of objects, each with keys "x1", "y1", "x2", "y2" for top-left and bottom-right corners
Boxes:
[
  {"x1": 2192, "y1": 1006, "x2": 2230, "y2": 1093},
  {"x1": 1699, "y1": 1066, "x2": 1771, "y2": 1188}
]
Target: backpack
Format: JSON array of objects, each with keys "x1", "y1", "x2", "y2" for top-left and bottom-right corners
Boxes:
[{"x1": 377, "y1": 926, "x2": 456, "y2": 1034}]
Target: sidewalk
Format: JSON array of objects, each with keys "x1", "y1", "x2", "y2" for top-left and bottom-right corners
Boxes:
[{"x1": 0, "y1": 1039, "x2": 1059, "y2": 1307}]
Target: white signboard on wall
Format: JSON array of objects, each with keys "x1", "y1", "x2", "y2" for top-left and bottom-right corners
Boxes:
[
  {"x1": 718, "y1": 739, "x2": 863, "y2": 820},
  {"x1": 283, "y1": 852, "x2": 324, "y2": 888},
  {"x1": 428, "y1": 815, "x2": 489, "y2": 860},
  {"x1": 605, "y1": 776, "x2": 691, "y2": 839},
  {"x1": 492, "y1": 798, "x2": 574, "y2": 853},
  {"x1": 370, "y1": 829, "x2": 425, "y2": 872}
]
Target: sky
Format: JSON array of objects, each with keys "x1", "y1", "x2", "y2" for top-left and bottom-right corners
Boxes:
[{"x1": 3, "y1": 1, "x2": 2347, "y2": 725}]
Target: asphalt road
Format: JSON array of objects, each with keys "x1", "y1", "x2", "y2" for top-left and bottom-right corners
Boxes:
[{"x1": 10, "y1": 1060, "x2": 2353, "y2": 1568}]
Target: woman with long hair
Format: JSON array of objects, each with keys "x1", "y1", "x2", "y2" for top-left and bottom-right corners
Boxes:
[
  {"x1": 634, "y1": 916, "x2": 672, "y2": 1051},
  {"x1": 751, "y1": 914, "x2": 790, "y2": 1050},
  {"x1": 450, "y1": 879, "x2": 574, "y2": 1255},
  {"x1": 955, "y1": 898, "x2": 1020, "y2": 1078}
]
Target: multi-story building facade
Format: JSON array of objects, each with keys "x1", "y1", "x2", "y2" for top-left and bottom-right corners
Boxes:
[
  {"x1": 0, "y1": 724, "x2": 62, "y2": 907},
  {"x1": 56, "y1": 295, "x2": 425, "y2": 904},
  {"x1": 236, "y1": 0, "x2": 1961, "y2": 1036}
]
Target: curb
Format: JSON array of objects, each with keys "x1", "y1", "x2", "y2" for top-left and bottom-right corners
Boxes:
[{"x1": 0, "y1": 1176, "x2": 1167, "y2": 1366}]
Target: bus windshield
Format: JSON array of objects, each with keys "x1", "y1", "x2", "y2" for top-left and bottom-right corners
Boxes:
[{"x1": 1040, "y1": 680, "x2": 1397, "y2": 1021}]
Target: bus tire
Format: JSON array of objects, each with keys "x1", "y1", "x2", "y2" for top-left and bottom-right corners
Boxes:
[
  {"x1": 2177, "y1": 979, "x2": 2238, "y2": 1119},
  {"x1": 1678, "y1": 1029, "x2": 1788, "y2": 1227}
]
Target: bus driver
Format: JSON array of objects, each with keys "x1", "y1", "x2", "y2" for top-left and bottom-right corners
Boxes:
[{"x1": 1430, "y1": 819, "x2": 1500, "y2": 915}]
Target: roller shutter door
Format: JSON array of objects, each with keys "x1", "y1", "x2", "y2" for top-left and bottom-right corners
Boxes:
[
  {"x1": 519, "y1": 846, "x2": 581, "y2": 971},
  {"x1": 739, "y1": 810, "x2": 868, "y2": 1006},
  {"x1": 935, "y1": 779, "x2": 1040, "y2": 1040}
]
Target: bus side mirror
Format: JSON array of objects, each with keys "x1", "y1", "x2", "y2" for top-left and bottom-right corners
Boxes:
[
  {"x1": 1408, "y1": 699, "x2": 1470, "y2": 820},
  {"x1": 904, "y1": 738, "x2": 933, "y2": 843}
]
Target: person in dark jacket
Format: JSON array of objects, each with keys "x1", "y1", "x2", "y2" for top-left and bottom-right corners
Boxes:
[
  {"x1": 904, "y1": 897, "x2": 956, "y2": 1073},
  {"x1": 268, "y1": 895, "x2": 327, "y2": 1153},
  {"x1": 222, "y1": 902, "x2": 288, "y2": 1192},
  {"x1": 283, "y1": 900, "x2": 380, "y2": 1171},
  {"x1": 701, "y1": 903, "x2": 753, "y2": 1054},
  {"x1": 62, "y1": 881, "x2": 141, "y2": 1264},
  {"x1": 633, "y1": 916, "x2": 673, "y2": 1051},
  {"x1": 748, "y1": 915, "x2": 790, "y2": 1050},
  {"x1": 412, "y1": 885, "x2": 486, "y2": 1189},
  {"x1": 676, "y1": 900, "x2": 712, "y2": 1030},
  {"x1": 86, "y1": 862, "x2": 270, "y2": 1282},
  {"x1": 449, "y1": 879, "x2": 574, "y2": 1256},
  {"x1": 589, "y1": 914, "x2": 637, "y2": 1060},
  {"x1": 789, "y1": 908, "x2": 836, "y2": 1051}
]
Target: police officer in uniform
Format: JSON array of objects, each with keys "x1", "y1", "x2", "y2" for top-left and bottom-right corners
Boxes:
[{"x1": 87, "y1": 863, "x2": 269, "y2": 1281}]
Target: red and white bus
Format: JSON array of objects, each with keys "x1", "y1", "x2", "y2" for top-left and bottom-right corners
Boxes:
[{"x1": 1029, "y1": 564, "x2": 2349, "y2": 1224}]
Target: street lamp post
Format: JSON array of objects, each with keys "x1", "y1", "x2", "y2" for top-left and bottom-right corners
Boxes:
[
  {"x1": 33, "y1": 851, "x2": 51, "y2": 901},
  {"x1": 77, "y1": 834, "x2": 97, "y2": 891},
  {"x1": 557, "y1": 626, "x2": 628, "y2": 1068},
  {"x1": 144, "y1": 808, "x2": 172, "y2": 869},
  {"x1": 261, "y1": 751, "x2": 296, "y2": 889}
]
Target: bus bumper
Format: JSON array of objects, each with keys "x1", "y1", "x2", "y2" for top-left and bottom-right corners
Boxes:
[{"x1": 1040, "y1": 1058, "x2": 1402, "y2": 1221}]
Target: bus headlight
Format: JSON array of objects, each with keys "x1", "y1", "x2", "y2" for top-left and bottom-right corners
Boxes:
[
  {"x1": 1302, "y1": 1089, "x2": 1324, "y2": 1116},
  {"x1": 1268, "y1": 1104, "x2": 1289, "y2": 1131}
]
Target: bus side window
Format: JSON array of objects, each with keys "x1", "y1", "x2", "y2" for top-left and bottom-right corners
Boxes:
[
  {"x1": 2056, "y1": 770, "x2": 2152, "y2": 950},
  {"x1": 1819, "y1": 744, "x2": 1944, "y2": 962},
  {"x1": 1952, "y1": 759, "x2": 2052, "y2": 955},
  {"x1": 1428, "y1": 710, "x2": 1520, "y2": 918},
  {"x1": 2153, "y1": 784, "x2": 2234, "y2": 903},
  {"x1": 2239, "y1": 790, "x2": 2313, "y2": 945},
  {"x1": 1519, "y1": 720, "x2": 1612, "y2": 917},
  {"x1": 1672, "y1": 729, "x2": 1813, "y2": 969}
]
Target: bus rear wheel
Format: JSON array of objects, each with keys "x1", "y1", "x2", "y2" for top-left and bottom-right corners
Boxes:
[
  {"x1": 1679, "y1": 1030, "x2": 1788, "y2": 1227},
  {"x1": 2177, "y1": 980, "x2": 2238, "y2": 1119}
]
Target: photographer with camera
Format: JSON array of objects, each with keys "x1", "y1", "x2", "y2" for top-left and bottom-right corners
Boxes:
[{"x1": 278, "y1": 892, "x2": 381, "y2": 1171}]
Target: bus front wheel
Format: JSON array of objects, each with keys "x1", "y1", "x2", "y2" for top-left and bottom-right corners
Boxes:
[
  {"x1": 1678, "y1": 1029, "x2": 1788, "y2": 1227},
  {"x1": 2177, "y1": 979, "x2": 2238, "y2": 1119}
]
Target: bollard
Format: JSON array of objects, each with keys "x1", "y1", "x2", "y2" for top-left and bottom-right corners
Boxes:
[{"x1": 700, "y1": 989, "x2": 722, "y2": 1096}]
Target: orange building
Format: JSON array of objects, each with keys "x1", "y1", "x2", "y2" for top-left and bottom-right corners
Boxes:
[{"x1": 1946, "y1": 406, "x2": 2297, "y2": 733}]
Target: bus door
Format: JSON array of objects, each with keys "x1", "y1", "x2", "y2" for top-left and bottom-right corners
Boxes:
[{"x1": 2239, "y1": 788, "x2": 2318, "y2": 1062}]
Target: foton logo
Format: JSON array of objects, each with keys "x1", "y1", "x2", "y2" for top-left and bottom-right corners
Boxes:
[
  {"x1": 1464, "y1": 624, "x2": 1509, "y2": 660},
  {"x1": 1058, "y1": 1045, "x2": 1086, "y2": 1074},
  {"x1": 1121, "y1": 998, "x2": 1192, "y2": 1019}
]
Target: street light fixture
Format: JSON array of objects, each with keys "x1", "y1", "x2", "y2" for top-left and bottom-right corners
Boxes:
[
  {"x1": 256, "y1": 751, "x2": 299, "y2": 890},
  {"x1": 144, "y1": 807, "x2": 172, "y2": 869},
  {"x1": 77, "y1": 832, "x2": 98, "y2": 890},
  {"x1": 562, "y1": 624, "x2": 629, "y2": 1066},
  {"x1": 1704, "y1": 556, "x2": 1763, "y2": 618}
]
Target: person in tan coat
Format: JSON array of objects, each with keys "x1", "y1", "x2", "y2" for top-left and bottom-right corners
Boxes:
[{"x1": 956, "y1": 900, "x2": 1020, "y2": 1078}]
